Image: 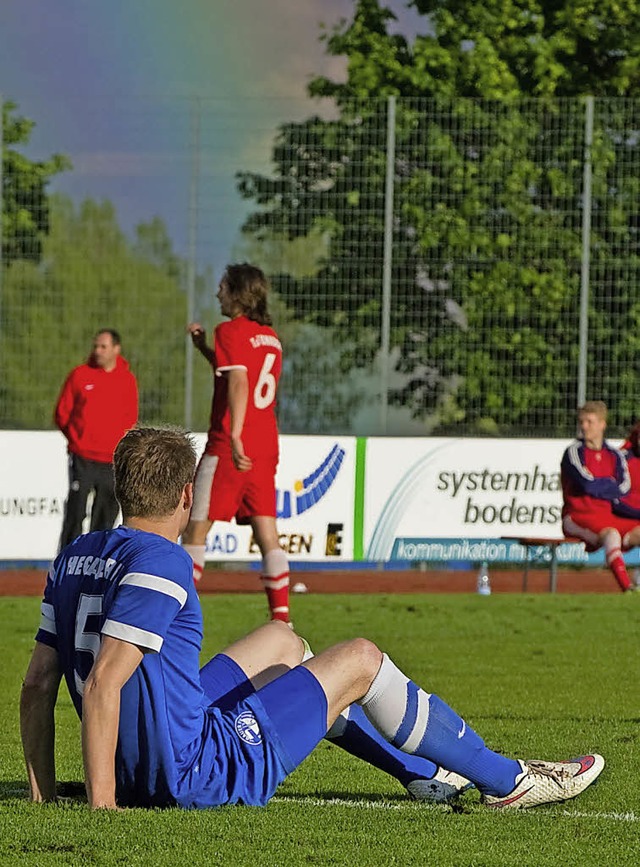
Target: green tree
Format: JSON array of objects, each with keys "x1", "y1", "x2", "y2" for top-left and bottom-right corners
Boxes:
[
  {"x1": 1, "y1": 100, "x2": 69, "y2": 265},
  {"x1": 238, "y1": 0, "x2": 640, "y2": 435},
  {"x1": 0, "y1": 195, "x2": 215, "y2": 430}
]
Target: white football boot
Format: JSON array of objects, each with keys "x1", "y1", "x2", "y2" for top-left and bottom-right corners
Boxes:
[
  {"x1": 482, "y1": 754, "x2": 604, "y2": 810},
  {"x1": 406, "y1": 767, "x2": 473, "y2": 803}
]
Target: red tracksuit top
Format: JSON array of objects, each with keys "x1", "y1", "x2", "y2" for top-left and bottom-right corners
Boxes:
[
  {"x1": 560, "y1": 439, "x2": 630, "y2": 521},
  {"x1": 54, "y1": 355, "x2": 138, "y2": 463}
]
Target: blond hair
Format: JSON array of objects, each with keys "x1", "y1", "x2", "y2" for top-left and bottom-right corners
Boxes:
[
  {"x1": 578, "y1": 401, "x2": 608, "y2": 421},
  {"x1": 114, "y1": 427, "x2": 197, "y2": 519}
]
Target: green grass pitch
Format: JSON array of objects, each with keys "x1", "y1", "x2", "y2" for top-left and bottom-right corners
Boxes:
[{"x1": 1, "y1": 592, "x2": 639, "y2": 866}]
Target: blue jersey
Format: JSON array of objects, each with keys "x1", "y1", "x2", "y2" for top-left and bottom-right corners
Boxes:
[
  {"x1": 36, "y1": 526, "x2": 327, "y2": 808},
  {"x1": 36, "y1": 527, "x2": 210, "y2": 806}
]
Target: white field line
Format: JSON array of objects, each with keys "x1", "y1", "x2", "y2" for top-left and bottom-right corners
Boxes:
[
  {"x1": 4, "y1": 788, "x2": 637, "y2": 822},
  {"x1": 272, "y1": 795, "x2": 640, "y2": 823},
  {"x1": 562, "y1": 809, "x2": 640, "y2": 823}
]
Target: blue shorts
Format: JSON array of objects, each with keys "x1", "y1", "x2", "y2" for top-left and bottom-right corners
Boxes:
[{"x1": 180, "y1": 653, "x2": 327, "y2": 808}]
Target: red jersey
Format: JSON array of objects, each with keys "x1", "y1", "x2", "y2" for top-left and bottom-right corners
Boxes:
[
  {"x1": 205, "y1": 316, "x2": 282, "y2": 459},
  {"x1": 55, "y1": 355, "x2": 138, "y2": 463},
  {"x1": 561, "y1": 439, "x2": 630, "y2": 521}
]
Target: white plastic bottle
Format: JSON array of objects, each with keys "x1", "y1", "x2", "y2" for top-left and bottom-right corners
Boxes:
[{"x1": 476, "y1": 560, "x2": 491, "y2": 596}]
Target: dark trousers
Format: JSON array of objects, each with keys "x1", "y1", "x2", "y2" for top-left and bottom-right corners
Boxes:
[{"x1": 58, "y1": 454, "x2": 119, "y2": 551}]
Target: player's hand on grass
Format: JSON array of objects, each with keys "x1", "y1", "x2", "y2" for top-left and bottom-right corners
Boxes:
[{"x1": 231, "y1": 437, "x2": 252, "y2": 472}]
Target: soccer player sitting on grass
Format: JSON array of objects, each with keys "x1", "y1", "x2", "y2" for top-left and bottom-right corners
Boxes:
[
  {"x1": 561, "y1": 401, "x2": 640, "y2": 592},
  {"x1": 21, "y1": 428, "x2": 604, "y2": 811}
]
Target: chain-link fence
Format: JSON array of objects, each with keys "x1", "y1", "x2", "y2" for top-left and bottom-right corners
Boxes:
[{"x1": 2, "y1": 95, "x2": 639, "y2": 437}]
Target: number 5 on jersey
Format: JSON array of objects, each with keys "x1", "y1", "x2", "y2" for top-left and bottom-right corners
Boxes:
[{"x1": 74, "y1": 593, "x2": 103, "y2": 696}]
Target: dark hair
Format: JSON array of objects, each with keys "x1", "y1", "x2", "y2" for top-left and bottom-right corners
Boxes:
[
  {"x1": 222, "y1": 263, "x2": 272, "y2": 326},
  {"x1": 94, "y1": 328, "x2": 121, "y2": 346},
  {"x1": 114, "y1": 427, "x2": 197, "y2": 519},
  {"x1": 628, "y1": 421, "x2": 640, "y2": 458}
]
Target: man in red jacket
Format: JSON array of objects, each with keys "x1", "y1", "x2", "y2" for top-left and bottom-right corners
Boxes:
[{"x1": 55, "y1": 329, "x2": 138, "y2": 550}]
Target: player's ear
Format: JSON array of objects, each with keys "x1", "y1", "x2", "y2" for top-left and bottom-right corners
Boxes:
[{"x1": 183, "y1": 482, "x2": 194, "y2": 511}]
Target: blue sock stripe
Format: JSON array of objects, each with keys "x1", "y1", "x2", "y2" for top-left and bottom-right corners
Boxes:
[{"x1": 391, "y1": 681, "x2": 419, "y2": 749}]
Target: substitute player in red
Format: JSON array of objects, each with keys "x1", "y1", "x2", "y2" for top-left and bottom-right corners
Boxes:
[
  {"x1": 182, "y1": 264, "x2": 290, "y2": 622},
  {"x1": 561, "y1": 401, "x2": 640, "y2": 592}
]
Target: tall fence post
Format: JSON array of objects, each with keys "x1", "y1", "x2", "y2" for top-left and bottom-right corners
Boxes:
[
  {"x1": 577, "y1": 95, "x2": 594, "y2": 410},
  {"x1": 380, "y1": 95, "x2": 396, "y2": 435},
  {"x1": 185, "y1": 97, "x2": 201, "y2": 430}
]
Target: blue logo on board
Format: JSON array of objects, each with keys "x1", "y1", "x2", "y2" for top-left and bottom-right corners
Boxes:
[{"x1": 276, "y1": 444, "x2": 345, "y2": 519}]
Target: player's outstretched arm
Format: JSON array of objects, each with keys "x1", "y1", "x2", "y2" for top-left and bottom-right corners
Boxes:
[
  {"x1": 20, "y1": 642, "x2": 63, "y2": 802},
  {"x1": 186, "y1": 322, "x2": 215, "y2": 365},
  {"x1": 82, "y1": 637, "x2": 143, "y2": 809}
]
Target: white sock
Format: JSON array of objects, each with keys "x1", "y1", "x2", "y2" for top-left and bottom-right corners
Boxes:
[
  {"x1": 603, "y1": 529, "x2": 622, "y2": 564},
  {"x1": 183, "y1": 544, "x2": 205, "y2": 582},
  {"x1": 300, "y1": 636, "x2": 314, "y2": 662},
  {"x1": 262, "y1": 547, "x2": 289, "y2": 578},
  {"x1": 358, "y1": 653, "x2": 432, "y2": 752}
]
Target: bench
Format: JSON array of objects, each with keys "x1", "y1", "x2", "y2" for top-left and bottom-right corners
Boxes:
[{"x1": 501, "y1": 536, "x2": 583, "y2": 592}]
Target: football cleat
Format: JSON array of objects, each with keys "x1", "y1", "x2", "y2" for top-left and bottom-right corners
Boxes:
[
  {"x1": 482, "y1": 754, "x2": 604, "y2": 810},
  {"x1": 406, "y1": 767, "x2": 473, "y2": 803}
]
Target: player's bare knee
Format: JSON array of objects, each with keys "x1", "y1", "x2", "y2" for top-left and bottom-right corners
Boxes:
[
  {"x1": 624, "y1": 529, "x2": 640, "y2": 547},
  {"x1": 266, "y1": 620, "x2": 301, "y2": 664},
  {"x1": 602, "y1": 527, "x2": 621, "y2": 545},
  {"x1": 346, "y1": 637, "x2": 383, "y2": 680}
]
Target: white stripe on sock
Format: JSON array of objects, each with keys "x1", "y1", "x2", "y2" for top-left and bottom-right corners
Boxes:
[
  {"x1": 358, "y1": 654, "x2": 431, "y2": 749},
  {"x1": 261, "y1": 576, "x2": 289, "y2": 590},
  {"x1": 399, "y1": 690, "x2": 430, "y2": 752}
]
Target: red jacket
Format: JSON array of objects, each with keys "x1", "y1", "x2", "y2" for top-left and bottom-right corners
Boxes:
[
  {"x1": 560, "y1": 438, "x2": 630, "y2": 521},
  {"x1": 55, "y1": 355, "x2": 138, "y2": 463}
]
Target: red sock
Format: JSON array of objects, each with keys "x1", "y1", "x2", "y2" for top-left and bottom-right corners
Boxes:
[
  {"x1": 607, "y1": 551, "x2": 631, "y2": 591},
  {"x1": 261, "y1": 549, "x2": 290, "y2": 622},
  {"x1": 260, "y1": 574, "x2": 290, "y2": 621}
]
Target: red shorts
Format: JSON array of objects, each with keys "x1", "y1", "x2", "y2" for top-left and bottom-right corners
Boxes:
[
  {"x1": 563, "y1": 513, "x2": 640, "y2": 551},
  {"x1": 191, "y1": 453, "x2": 277, "y2": 524}
]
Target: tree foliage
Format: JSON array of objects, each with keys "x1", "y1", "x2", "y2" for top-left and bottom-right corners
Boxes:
[
  {"x1": 1, "y1": 100, "x2": 70, "y2": 265},
  {"x1": 237, "y1": 0, "x2": 640, "y2": 435},
  {"x1": 0, "y1": 195, "x2": 215, "y2": 430}
]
